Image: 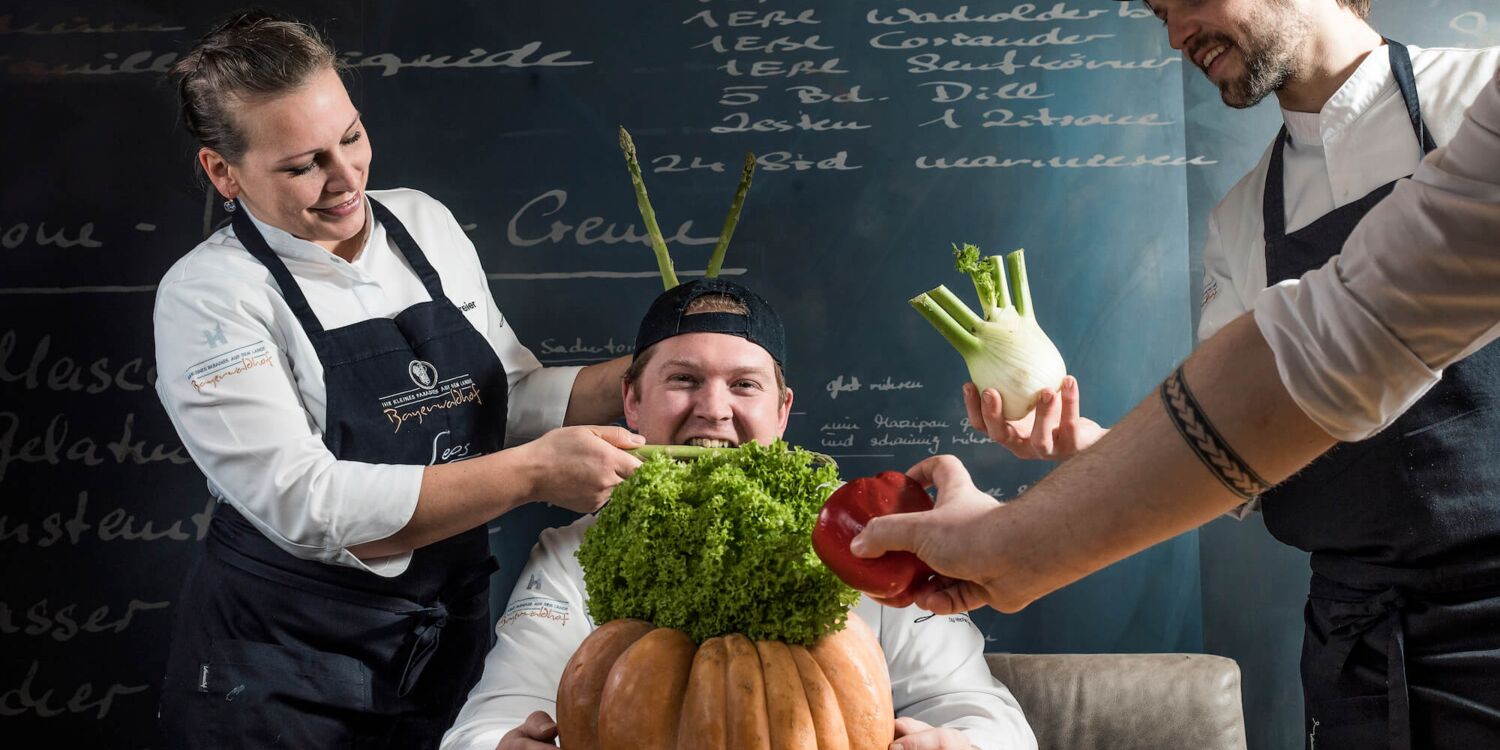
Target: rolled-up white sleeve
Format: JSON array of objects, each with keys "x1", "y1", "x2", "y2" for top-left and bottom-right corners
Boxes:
[
  {"x1": 153, "y1": 272, "x2": 423, "y2": 576},
  {"x1": 1254, "y1": 64, "x2": 1500, "y2": 441}
]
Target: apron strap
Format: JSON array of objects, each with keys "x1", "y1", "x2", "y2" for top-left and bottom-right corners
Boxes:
[
  {"x1": 1262, "y1": 40, "x2": 1436, "y2": 243},
  {"x1": 1263, "y1": 126, "x2": 1293, "y2": 240},
  {"x1": 367, "y1": 198, "x2": 452, "y2": 305},
  {"x1": 1385, "y1": 40, "x2": 1439, "y2": 156},
  {"x1": 1313, "y1": 586, "x2": 1413, "y2": 750},
  {"x1": 231, "y1": 203, "x2": 326, "y2": 335}
]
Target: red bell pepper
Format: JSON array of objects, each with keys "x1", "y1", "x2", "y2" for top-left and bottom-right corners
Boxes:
[{"x1": 812, "y1": 471, "x2": 936, "y2": 601}]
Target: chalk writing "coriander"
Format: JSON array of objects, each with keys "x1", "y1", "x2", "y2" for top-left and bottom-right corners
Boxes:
[{"x1": 869, "y1": 28, "x2": 1114, "y2": 49}]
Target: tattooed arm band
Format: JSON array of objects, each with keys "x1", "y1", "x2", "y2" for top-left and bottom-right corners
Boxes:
[{"x1": 1159, "y1": 365, "x2": 1271, "y2": 500}]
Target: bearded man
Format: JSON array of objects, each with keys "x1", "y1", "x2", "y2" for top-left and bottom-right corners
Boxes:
[{"x1": 948, "y1": 2, "x2": 1500, "y2": 747}]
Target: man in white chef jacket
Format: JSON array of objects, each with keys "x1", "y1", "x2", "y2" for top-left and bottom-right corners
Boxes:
[{"x1": 441, "y1": 280, "x2": 1036, "y2": 750}]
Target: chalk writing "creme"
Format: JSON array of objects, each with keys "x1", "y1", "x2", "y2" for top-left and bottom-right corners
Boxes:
[{"x1": 507, "y1": 190, "x2": 718, "y2": 248}]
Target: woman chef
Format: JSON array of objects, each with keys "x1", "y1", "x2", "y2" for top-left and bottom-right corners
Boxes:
[{"x1": 152, "y1": 11, "x2": 642, "y2": 748}]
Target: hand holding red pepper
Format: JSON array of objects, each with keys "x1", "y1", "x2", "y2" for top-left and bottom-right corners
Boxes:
[
  {"x1": 850, "y1": 456, "x2": 1019, "y2": 615},
  {"x1": 813, "y1": 471, "x2": 937, "y2": 607}
]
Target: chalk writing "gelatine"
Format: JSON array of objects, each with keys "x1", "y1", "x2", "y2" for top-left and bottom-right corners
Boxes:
[{"x1": 0, "y1": 413, "x2": 190, "y2": 483}]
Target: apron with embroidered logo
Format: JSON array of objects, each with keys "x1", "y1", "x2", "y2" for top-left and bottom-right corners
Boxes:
[
  {"x1": 1257, "y1": 41, "x2": 1500, "y2": 750},
  {"x1": 160, "y1": 198, "x2": 507, "y2": 748}
]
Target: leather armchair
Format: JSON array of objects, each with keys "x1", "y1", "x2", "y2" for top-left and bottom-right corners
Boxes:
[{"x1": 986, "y1": 653, "x2": 1248, "y2": 750}]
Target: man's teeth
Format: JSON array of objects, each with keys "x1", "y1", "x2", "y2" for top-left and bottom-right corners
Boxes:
[
  {"x1": 1202, "y1": 45, "x2": 1227, "y2": 70},
  {"x1": 686, "y1": 438, "x2": 735, "y2": 448}
]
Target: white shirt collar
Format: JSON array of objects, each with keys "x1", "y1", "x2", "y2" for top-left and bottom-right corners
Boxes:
[
  {"x1": 235, "y1": 197, "x2": 376, "y2": 267},
  {"x1": 1280, "y1": 43, "x2": 1393, "y2": 148}
]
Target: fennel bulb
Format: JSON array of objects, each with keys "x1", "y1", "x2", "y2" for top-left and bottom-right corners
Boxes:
[{"x1": 910, "y1": 245, "x2": 1067, "y2": 421}]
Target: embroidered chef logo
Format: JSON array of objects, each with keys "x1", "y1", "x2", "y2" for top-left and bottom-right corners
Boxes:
[
  {"x1": 380, "y1": 361, "x2": 483, "y2": 434},
  {"x1": 497, "y1": 596, "x2": 569, "y2": 628},
  {"x1": 408, "y1": 360, "x2": 437, "y2": 389}
]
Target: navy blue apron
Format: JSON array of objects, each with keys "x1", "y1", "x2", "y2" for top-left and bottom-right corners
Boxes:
[
  {"x1": 1257, "y1": 41, "x2": 1500, "y2": 749},
  {"x1": 159, "y1": 197, "x2": 507, "y2": 748}
]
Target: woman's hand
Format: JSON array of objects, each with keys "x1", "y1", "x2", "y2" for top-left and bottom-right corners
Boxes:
[
  {"x1": 518, "y1": 425, "x2": 643, "y2": 514},
  {"x1": 963, "y1": 377, "x2": 1106, "y2": 461},
  {"x1": 496, "y1": 711, "x2": 558, "y2": 749},
  {"x1": 890, "y1": 717, "x2": 974, "y2": 750}
]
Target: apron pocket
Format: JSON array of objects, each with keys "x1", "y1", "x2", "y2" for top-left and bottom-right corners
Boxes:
[
  {"x1": 205, "y1": 639, "x2": 373, "y2": 748},
  {"x1": 1307, "y1": 694, "x2": 1386, "y2": 749}
]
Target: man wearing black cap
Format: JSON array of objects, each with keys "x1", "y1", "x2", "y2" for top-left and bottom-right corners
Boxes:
[{"x1": 440, "y1": 280, "x2": 1037, "y2": 750}]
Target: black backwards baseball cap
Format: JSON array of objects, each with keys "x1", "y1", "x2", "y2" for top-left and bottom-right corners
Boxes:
[{"x1": 632, "y1": 278, "x2": 787, "y2": 368}]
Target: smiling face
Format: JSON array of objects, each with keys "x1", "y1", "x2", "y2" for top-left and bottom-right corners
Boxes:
[
  {"x1": 623, "y1": 332, "x2": 793, "y2": 449},
  {"x1": 1148, "y1": 0, "x2": 1311, "y2": 109},
  {"x1": 199, "y1": 67, "x2": 371, "y2": 256}
]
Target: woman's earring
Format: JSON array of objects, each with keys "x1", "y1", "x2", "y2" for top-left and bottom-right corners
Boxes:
[{"x1": 223, "y1": 198, "x2": 237, "y2": 213}]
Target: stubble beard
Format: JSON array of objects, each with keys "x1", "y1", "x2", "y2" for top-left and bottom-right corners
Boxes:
[{"x1": 1215, "y1": 7, "x2": 1309, "y2": 109}]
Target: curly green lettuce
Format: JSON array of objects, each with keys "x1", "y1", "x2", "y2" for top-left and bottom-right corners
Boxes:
[{"x1": 576, "y1": 440, "x2": 859, "y2": 645}]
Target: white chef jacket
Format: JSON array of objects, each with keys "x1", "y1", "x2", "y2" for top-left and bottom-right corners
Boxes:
[
  {"x1": 440, "y1": 515, "x2": 1037, "y2": 750},
  {"x1": 1190, "y1": 44, "x2": 1500, "y2": 516},
  {"x1": 1255, "y1": 61, "x2": 1500, "y2": 442},
  {"x1": 153, "y1": 188, "x2": 579, "y2": 577},
  {"x1": 1198, "y1": 44, "x2": 1500, "y2": 342}
]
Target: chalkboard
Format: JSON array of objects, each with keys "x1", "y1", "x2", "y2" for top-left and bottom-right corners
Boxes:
[{"x1": 6, "y1": 1, "x2": 1482, "y2": 746}]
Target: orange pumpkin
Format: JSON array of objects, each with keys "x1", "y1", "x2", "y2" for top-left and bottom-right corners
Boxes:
[{"x1": 556, "y1": 612, "x2": 894, "y2": 750}]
